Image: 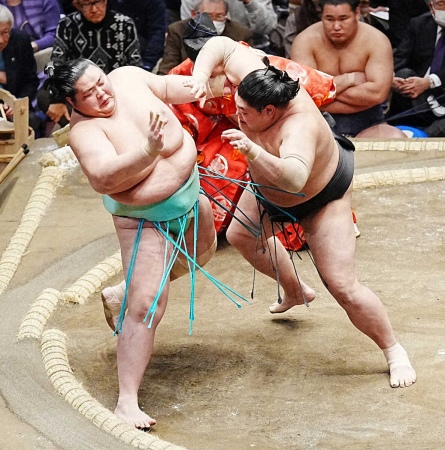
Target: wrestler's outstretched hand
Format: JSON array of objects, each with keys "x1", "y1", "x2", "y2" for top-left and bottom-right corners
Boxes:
[
  {"x1": 221, "y1": 129, "x2": 260, "y2": 160},
  {"x1": 183, "y1": 77, "x2": 208, "y2": 107},
  {"x1": 145, "y1": 111, "x2": 168, "y2": 157}
]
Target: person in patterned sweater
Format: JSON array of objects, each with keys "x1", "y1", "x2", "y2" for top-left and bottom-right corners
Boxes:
[{"x1": 37, "y1": 0, "x2": 141, "y2": 130}]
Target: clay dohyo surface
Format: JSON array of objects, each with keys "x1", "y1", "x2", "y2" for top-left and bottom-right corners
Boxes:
[{"x1": 1, "y1": 139, "x2": 445, "y2": 450}]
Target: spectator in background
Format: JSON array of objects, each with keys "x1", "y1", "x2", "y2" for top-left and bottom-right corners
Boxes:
[
  {"x1": 57, "y1": 0, "x2": 75, "y2": 14},
  {"x1": 388, "y1": 0, "x2": 429, "y2": 49},
  {"x1": 0, "y1": 0, "x2": 61, "y2": 53},
  {"x1": 358, "y1": 0, "x2": 389, "y2": 37},
  {"x1": 0, "y1": 5, "x2": 40, "y2": 134},
  {"x1": 386, "y1": 0, "x2": 445, "y2": 136},
  {"x1": 36, "y1": 0, "x2": 141, "y2": 131},
  {"x1": 107, "y1": 0, "x2": 167, "y2": 72},
  {"x1": 283, "y1": 0, "x2": 320, "y2": 58},
  {"x1": 284, "y1": 0, "x2": 388, "y2": 59},
  {"x1": 291, "y1": 0, "x2": 405, "y2": 138},
  {"x1": 158, "y1": 1, "x2": 253, "y2": 75},
  {"x1": 165, "y1": 0, "x2": 181, "y2": 24},
  {"x1": 180, "y1": 0, "x2": 277, "y2": 51}
]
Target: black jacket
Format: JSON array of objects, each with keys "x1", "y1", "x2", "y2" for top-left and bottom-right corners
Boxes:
[
  {"x1": 388, "y1": 0, "x2": 429, "y2": 48},
  {"x1": 107, "y1": 0, "x2": 167, "y2": 71},
  {"x1": 3, "y1": 29, "x2": 39, "y2": 102},
  {"x1": 393, "y1": 13, "x2": 445, "y2": 83}
]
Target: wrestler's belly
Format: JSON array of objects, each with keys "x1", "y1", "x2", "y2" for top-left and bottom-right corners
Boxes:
[
  {"x1": 251, "y1": 154, "x2": 339, "y2": 208},
  {"x1": 255, "y1": 181, "x2": 317, "y2": 208},
  {"x1": 110, "y1": 133, "x2": 198, "y2": 206}
]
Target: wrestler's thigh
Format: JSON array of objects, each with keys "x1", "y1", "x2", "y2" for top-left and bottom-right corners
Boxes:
[
  {"x1": 184, "y1": 194, "x2": 216, "y2": 254},
  {"x1": 301, "y1": 186, "x2": 357, "y2": 285},
  {"x1": 226, "y1": 188, "x2": 262, "y2": 238},
  {"x1": 113, "y1": 216, "x2": 172, "y2": 303}
]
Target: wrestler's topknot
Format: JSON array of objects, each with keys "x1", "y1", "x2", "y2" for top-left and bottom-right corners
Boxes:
[
  {"x1": 238, "y1": 58, "x2": 300, "y2": 112},
  {"x1": 43, "y1": 59, "x2": 98, "y2": 103},
  {"x1": 262, "y1": 57, "x2": 296, "y2": 85}
]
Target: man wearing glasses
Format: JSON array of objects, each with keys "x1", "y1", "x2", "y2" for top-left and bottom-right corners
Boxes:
[
  {"x1": 36, "y1": 0, "x2": 141, "y2": 130},
  {"x1": 387, "y1": 0, "x2": 445, "y2": 137}
]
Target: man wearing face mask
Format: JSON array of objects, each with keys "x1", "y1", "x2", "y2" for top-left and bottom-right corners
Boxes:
[
  {"x1": 181, "y1": 0, "x2": 276, "y2": 51},
  {"x1": 386, "y1": 0, "x2": 445, "y2": 136},
  {"x1": 158, "y1": 0, "x2": 252, "y2": 75}
]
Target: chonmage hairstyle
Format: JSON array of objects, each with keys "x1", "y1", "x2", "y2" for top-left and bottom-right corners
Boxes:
[
  {"x1": 237, "y1": 57, "x2": 300, "y2": 112},
  {"x1": 43, "y1": 59, "x2": 98, "y2": 103}
]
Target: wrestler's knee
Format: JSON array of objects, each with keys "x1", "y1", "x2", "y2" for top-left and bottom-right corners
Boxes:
[
  {"x1": 126, "y1": 294, "x2": 168, "y2": 324},
  {"x1": 327, "y1": 278, "x2": 362, "y2": 309},
  {"x1": 225, "y1": 220, "x2": 243, "y2": 247},
  {"x1": 128, "y1": 279, "x2": 170, "y2": 307}
]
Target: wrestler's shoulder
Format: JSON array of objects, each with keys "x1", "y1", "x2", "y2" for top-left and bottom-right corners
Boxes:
[
  {"x1": 278, "y1": 105, "x2": 325, "y2": 135},
  {"x1": 296, "y1": 22, "x2": 324, "y2": 42},
  {"x1": 69, "y1": 118, "x2": 100, "y2": 140},
  {"x1": 108, "y1": 66, "x2": 151, "y2": 82},
  {"x1": 289, "y1": 94, "x2": 320, "y2": 115},
  {"x1": 356, "y1": 21, "x2": 391, "y2": 47}
]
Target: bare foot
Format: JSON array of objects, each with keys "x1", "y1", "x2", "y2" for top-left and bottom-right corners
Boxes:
[
  {"x1": 269, "y1": 282, "x2": 316, "y2": 313},
  {"x1": 383, "y1": 342, "x2": 416, "y2": 388},
  {"x1": 389, "y1": 364, "x2": 416, "y2": 388},
  {"x1": 114, "y1": 403, "x2": 156, "y2": 429},
  {"x1": 101, "y1": 286, "x2": 123, "y2": 332}
]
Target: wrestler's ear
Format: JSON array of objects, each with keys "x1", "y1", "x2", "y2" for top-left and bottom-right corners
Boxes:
[
  {"x1": 263, "y1": 105, "x2": 275, "y2": 116},
  {"x1": 66, "y1": 97, "x2": 75, "y2": 108}
]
